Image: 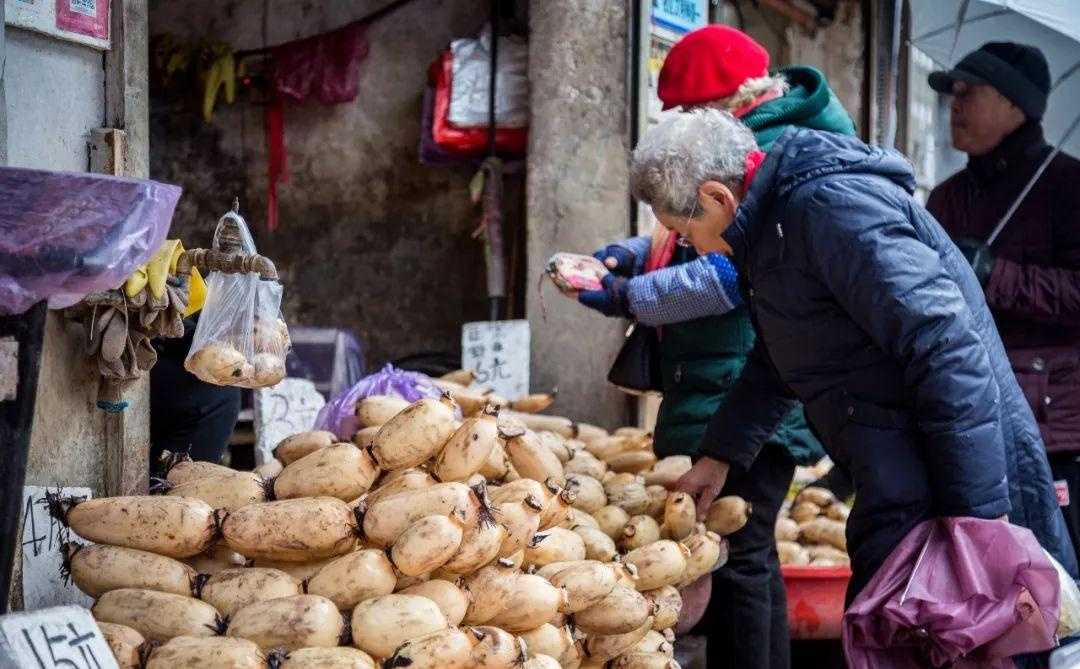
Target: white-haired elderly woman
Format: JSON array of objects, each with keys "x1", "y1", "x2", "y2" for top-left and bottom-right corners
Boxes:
[
  {"x1": 568, "y1": 25, "x2": 856, "y2": 669},
  {"x1": 642, "y1": 109, "x2": 1078, "y2": 613}
]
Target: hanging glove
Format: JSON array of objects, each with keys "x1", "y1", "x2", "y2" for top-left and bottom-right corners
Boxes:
[
  {"x1": 123, "y1": 240, "x2": 206, "y2": 316},
  {"x1": 578, "y1": 273, "x2": 631, "y2": 318},
  {"x1": 592, "y1": 244, "x2": 638, "y2": 277},
  {"x1": 201, "y1": 43, "x2": 236, "y2": 122},
  {"x1": 955, "y1": 238, "x2": 995, "y2": 286}
]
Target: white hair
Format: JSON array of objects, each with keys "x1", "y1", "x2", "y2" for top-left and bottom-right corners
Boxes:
[
  {"x1": 697, "y1": 74, "x2": 789, "y2": 114},
  {"x1": 630, "y1": 108, "x2": 759, "y2": 218}
]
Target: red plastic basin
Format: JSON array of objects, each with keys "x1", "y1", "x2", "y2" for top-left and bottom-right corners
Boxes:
[{"x1": 782, "y1": 564, "x2": 852, "y2": 640}]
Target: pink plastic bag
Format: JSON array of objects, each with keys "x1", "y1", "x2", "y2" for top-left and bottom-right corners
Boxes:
[{"x1": 843, "y1": 517, "x2": 1061, "y2": 669}]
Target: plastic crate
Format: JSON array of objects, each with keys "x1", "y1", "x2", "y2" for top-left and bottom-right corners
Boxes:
[{"x1": 782, "y1": 564, "x2": 852, "y2": 640}]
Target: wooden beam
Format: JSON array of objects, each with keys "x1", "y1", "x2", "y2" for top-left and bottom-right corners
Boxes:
[
  {"x1": 104, "y1": 0, "x2": 148, "y2": 178},
  {"x1": 100, "y1": 0, "x2": 151, "y2": 496}
]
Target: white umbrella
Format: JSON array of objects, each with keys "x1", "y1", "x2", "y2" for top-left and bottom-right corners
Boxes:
[{"x1": 908, "y1": 0, "x2": 1080, "y2": 244}]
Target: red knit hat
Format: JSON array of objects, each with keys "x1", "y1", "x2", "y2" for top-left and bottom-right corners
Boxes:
[{"x1": 658, "y1": 25, "x2": 770, "y2": 110}]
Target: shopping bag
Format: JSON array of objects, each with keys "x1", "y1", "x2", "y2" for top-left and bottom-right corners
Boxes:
[{"x1": 185, "y1": 209, "x2": 290, "y2": 388}]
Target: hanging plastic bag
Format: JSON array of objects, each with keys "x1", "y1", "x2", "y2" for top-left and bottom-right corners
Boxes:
[
  {"x1": 314, "y1": 363, "x2": 447, "y2": 440},
  {"x1": 184, "y1": 208, "x2": 290, "y2": 388},
  {"x1": 448, "y1": 25, "x2": 529, "y2": 129},
  {"x1": 247, "y1": 280, "x2": 289, "y2": 388},
  {"x1": 429, "y1": 49, "x2": 527, "y2": 156}
]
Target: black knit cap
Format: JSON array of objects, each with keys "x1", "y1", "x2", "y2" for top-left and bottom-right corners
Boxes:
[{"x1": 929, "y1": 42, "x2": 1051, "y2": 119}]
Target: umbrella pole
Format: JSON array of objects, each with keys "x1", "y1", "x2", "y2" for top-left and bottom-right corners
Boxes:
[{"x1": 987, "y1": 110, "x2": 1080, "y2": 246}]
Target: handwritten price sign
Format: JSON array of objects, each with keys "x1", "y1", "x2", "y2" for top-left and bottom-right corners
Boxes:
[
  {"x1": 253, "y1": 378, "x2": 326, "y2": 466},
  {"x1": 0, "y1": 606, "x2": 116, "y2": 669},
  {"x1": 461, "y1": 320, "x2": 530, "y2": 400},
  {"x1": 21, "y1": 486, "x2": 93, "y2": 612}
]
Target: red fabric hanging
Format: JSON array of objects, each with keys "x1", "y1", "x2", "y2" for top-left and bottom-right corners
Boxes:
[
  {"x1": 273, "y1": 22, "x2": 369, "y2": 104},
  {"x1": 263, "y1": 22, "x2": 370, "y2": 231},
  {"x1": 265, "y1": 98, "x2": 287, "y2": 232}
]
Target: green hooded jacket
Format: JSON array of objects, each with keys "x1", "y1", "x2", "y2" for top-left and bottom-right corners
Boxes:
[{"x1": 653, "y1": 65, "x2": 856, "y2": 463}]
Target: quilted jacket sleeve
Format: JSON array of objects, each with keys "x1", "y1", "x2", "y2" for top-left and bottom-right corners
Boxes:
[
  {"x1": 804, "y1": 177, "x2": 1010, "y2": 519},
  {"x1": 626, "y1": 254, "x2": 744, "y2": 326}
]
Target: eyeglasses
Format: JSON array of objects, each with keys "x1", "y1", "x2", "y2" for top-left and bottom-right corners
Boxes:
[{"x1": 675, "y1": 199, "x2": 697, "y2": 248}]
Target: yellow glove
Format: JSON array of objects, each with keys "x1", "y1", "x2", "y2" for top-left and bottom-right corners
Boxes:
[{"x1": 124, "y1": 240, "x2": 206, "y2": 316}]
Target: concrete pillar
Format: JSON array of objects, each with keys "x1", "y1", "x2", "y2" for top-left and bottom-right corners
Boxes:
[{"x1": 526, "y1": 1, "x2": 632, "y2": 428}]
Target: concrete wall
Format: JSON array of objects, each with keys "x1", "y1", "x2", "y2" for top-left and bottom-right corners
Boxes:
[
  {"x1": 525, "y1": 1, "x2": 631, "y2": 427},
  {"x1": 785, "y1": 2, "x2": 865, "y2": 136},
  {"x1": 4, "y1": 25, "x2": 110, "y2": 495},
  {"x1": 721, "y1": 2, "x2": 866, "y2": 136},
  {"x1": 149, "y1": 0, "x2": 513, "y2": 372},
  {"x1": 4, "y1": 28, "x2": 104, "y2": 170},
  {"x1": 3, "y1": 2, "x2": 151, "y2": 609}
]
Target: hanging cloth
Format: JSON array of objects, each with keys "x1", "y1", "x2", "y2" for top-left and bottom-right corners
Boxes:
[
  {"x1": 262, "y1": 22, "x2": 370, "y2": 231},
  {"x1": 272, "y1": 22, "x2": 369, "y2": 104}
]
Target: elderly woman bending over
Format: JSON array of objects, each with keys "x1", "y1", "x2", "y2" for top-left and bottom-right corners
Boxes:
[{"x1": 639, "y1": 109, "x2": 1078, "y2": 602}]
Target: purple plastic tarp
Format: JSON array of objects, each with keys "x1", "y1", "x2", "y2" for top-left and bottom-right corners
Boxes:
[
  {"x1": 314, "y1": 363, "x2": 447, "y2": 440},
  {"x1": 843, "y1": 517, "x2": 1061, "y2": 669},
  {"x1": 0, "y1": 167, "x2": 181, "y2": 315}
]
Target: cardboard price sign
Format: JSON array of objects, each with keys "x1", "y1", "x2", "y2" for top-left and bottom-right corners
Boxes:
[{"x1": 0, "y1": 606, "x2": 117, "y2": 669}]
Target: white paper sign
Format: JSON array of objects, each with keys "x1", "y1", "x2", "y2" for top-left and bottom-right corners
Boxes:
[
  {"x1": 0, "y1": 606, "x2": 117, "y2": 669},
  {"x1": 461, "y1": 320, "x2": 530, "y2": 400},
  {"x1": 253, "y1": 378, "x2": 326, "y2": 466},
  {"x1": 3, "y1": 0, "x2": 110, "y2": 50},
  {"x1": 21, "y1": 487, "x2": 93, "y2": 612}
]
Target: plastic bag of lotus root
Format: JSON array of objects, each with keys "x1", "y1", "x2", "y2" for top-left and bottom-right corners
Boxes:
[
  {"x1": 238, "y1": 280, "x2": 289, "y2": 388},
  {"x1": 545, "y1": 252, "x2": 606, "y2": 293},
  {"x1": 185, "y1": 210, "x2": 289, "y2": 388}
]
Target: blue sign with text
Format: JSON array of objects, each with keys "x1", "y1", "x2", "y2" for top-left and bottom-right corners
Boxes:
[{"x1": 652, "y1": 0, "x2": 709, "y2": 34}]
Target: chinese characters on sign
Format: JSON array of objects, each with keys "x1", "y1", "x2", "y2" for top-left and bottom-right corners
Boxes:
[
  {"x1": 21, "y1": 486, "x2": 93, "y2": 611},
  {"x1": 651, "y1": 0, "x2": 708, "y2": 35},
  {"x1": 253, "y1": 378, "x2": 326, "y2": 466},
  {"x1": 0, "y1": 606, "x2": 117, "y2": 669},
  {"x1": 461, "y1": 320, "x2": 530, "y2": 400}
]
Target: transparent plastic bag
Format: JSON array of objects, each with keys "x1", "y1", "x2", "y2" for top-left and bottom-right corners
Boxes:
[
  {"x1": 246, "y1": 280, "x2": 290, "y2": 388},
  {"x1": 1046, "y1": 550, "x2": 1080, "y2": 638},
  {"x1": 184, "y1": 209, "x2": 289, "y2": 388}
]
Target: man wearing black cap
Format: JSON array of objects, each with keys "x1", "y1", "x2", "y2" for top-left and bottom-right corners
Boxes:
[{"x1": 927, "y1": 42, "x2": 1080, "y2": 564}]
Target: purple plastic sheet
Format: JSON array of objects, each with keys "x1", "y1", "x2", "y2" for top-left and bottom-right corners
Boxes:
[
  {"x1": 843, "y1": 517, "x2": 1061, "y2": 669},
  {"x1": 0, "y1": 167, "x2": 181, "y2": 315},
  {"x1": 314, "y1": 363, "x2": 446, "y2": 440}
]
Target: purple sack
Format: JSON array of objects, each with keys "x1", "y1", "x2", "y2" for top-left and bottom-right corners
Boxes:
[
  {"x1": 0, "y1": 167, "x2": 180, "y2": 315},
  {"x1": 314, "y1": 363, "x2": 446, "y2": 440},
  {"x1": 843, "y1": 517, "x2": 1061, "y2": 669}
]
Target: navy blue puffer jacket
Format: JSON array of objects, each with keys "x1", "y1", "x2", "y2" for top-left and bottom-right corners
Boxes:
[{"x1": 700, "y1": 127, "x2": 1078, "y2": 587}]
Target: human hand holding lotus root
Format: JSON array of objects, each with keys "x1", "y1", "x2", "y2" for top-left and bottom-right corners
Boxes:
[{"x1": 51, "y1": 375, "x2": 752, "y2": 668}]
